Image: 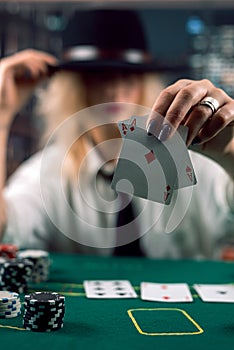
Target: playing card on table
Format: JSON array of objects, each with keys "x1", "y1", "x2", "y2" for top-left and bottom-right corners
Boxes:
[
  {"x1": 83, "y1": 280, "x2": 137, "y2": 299},
  {"x1": 141, "y1": 282, "x2": 193, "y2": 302},
  {"x1": 113, "y1": 116, "x2": 178, "y2": 204},
  {"x1": 193, "y1": 284, "x2": 234, "y2": 302}
]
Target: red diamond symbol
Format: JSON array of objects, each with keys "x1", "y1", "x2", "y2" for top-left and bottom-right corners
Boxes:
[{"x1": 145, "y1": 150, "x2": 156, "y2": 164}]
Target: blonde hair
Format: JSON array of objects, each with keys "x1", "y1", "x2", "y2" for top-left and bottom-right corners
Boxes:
[{"x1": 36, "y1": 70, "x2": 165, "y2": 177}]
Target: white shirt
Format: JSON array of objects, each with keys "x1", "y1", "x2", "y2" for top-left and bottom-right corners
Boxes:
[{"x1": 3, "y1": 145, "x2": 234, "y2": 259}]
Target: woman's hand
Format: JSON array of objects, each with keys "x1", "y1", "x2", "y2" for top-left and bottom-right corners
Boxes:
[
  {"x1": 147, "y1": 79, "x2": 234, "y2": 174},
  {"x1": 0, "y1": 49, "x2": 57, "y2": 127}
]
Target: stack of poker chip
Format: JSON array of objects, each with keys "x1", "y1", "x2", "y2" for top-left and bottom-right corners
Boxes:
[
  {"x1": 0, "y1": 258, "x2": 34, "y2": 294},
  {"x1": 17, "y1": 250, "x2": 51, "y2": 283},
  {"x1": 23, "y1": 292, "x2": 65, "y2": 332},
  {"x1": 0, "y1": 291, "x2": 21, "y2": 318},
  {"x1": 0, "y1": 244, "x2": 18, "y2": 259},
  {"x1": 0, "y1": 257, "x2": 7, "y2": 264}
]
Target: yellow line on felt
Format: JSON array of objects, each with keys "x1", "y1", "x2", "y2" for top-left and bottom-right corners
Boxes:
[
  {"x1": 28, "y1": 289, "x2": 86, "y2": 297},
  {"x1": 29, "y1": 282, "x2": 84, "y2": 288},
  {"x1": 0, "y1": 324, "x2": 26, "y2": 331},
  {"x1": 127, "y1": 308, "x2": 204, "y2": 336},
  {"x1": 50, "y1": 283, "x2": 84, "y2": 288},
  {"x1": 61, "y1": 292, "x2": 86, "y2": 297}
]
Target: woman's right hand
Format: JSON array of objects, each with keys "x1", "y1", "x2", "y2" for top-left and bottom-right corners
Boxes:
[{"x1": 0, "y1": 49, "x2": 58, "y2": 127}]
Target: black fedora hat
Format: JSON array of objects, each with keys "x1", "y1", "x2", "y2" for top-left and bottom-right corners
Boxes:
[{"x1": 55, "y1": 9, "x2": 162, "y2": 72}]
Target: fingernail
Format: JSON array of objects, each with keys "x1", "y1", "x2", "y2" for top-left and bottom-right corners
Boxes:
[
  {"x1": 191, "y1": 136, "x2": 201, "y2": 145},
  {"x1": 147, "y1": 119, "x2": 158, "y2": 136},
  {"x1": 158, "y1": 124, "x2": 172, "y2": 142}
]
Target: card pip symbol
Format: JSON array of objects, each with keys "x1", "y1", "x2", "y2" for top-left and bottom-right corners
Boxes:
[
  {"x1": 164, "y1": 185, "x2": 171, "y2": 202},
  {"x1": 186, "y1": 166, "x2": 193, "y2": 182},
  {"x1": 130, "y1": 118, "x2": 136, "y2": 132},
  {"x1": 161, "y1": 285, "x2": 168, "y2": 290},
  {"x1": 121, "y1": 123, "x2": 128, "y2": 135},
  {"x1": 145, "y1": 150, "x2": 156, "y2": 164}
]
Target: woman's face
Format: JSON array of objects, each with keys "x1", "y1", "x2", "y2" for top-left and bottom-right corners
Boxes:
[
  {"x1": 80, "y1": 70, "x2": 144, "y2": 162},
  {"x1": 82, "y1": 70, "x2": 144, "y2": 107}
]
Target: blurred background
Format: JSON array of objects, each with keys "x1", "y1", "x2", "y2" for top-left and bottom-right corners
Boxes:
[{"x1": 1, "y1": 0, "x2": 234, "y2": 176}]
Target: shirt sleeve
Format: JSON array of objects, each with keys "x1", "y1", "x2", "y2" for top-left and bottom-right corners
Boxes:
[
  {"x1": 189, "y1": 151, "x2": 234, "y2": 254},
  {"x1": 226, "y1": 181, "x2": 234, "y2": 213},
  {"x1": 2, "y1": 151, "x2": 52, "y2": 249}
]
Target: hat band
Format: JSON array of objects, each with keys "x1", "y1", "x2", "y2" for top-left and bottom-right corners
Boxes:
[{"x1": 62, "y1": 45, "x2": 152, "y2": 64}]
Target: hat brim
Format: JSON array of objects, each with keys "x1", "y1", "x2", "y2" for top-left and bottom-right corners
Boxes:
[{"x1": 49, "y1": 59, "x2": 187, "y2": 73}]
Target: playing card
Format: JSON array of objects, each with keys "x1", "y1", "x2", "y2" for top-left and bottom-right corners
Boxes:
[
  {"x1": 83, "y1": 280, "x2": 138, "y2": 299},
  {"x1": 166, "y1": 128, "x2": 197, "y2": 189},
  {"x1": 118, "y1": 119, "x2": 130, "y2": 138},
  {"x1": 141, "y1": 282, "x2": 193, "y2": 302},
  {"x1": 115, "y1": 115, "x2": 196, "y2": 199},
  {"x1": 193, "y1": 284, "x2": 234, "y2": 302},
  {"x1": 112, "y1": 116, "x2": 177, "y2": 204},
  {"x1": 147, "y1": 115, "x2": 197, "y2": 189}
]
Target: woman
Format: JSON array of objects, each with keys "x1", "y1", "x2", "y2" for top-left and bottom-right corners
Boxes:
[{"x1": 0, "y1": 10, "x2": 233, "y2": 259}]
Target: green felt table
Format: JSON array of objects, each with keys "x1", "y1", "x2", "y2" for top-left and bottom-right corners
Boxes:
[{"x1": 1, "y1": 253, "x2": 234, "y2": 350}]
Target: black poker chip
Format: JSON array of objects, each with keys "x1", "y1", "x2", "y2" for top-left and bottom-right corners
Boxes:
[
  {"x1": 23, "y1": 292, "x2": 65, "y2": 332},
  {"x1": 24, "y1": 305, "x2": 64, "y2": 313},
  {"x1": 25, "y1": 292, "x2": 65, "y2": 305},
  {"x1": 17, "y1": 250, "x2": 51, "y2": 283},
  {"x1": 24, "y1": 300, "x2": 65, "y2": 308},
  {"x1": 23, "y1": 324, "x2": 64, "y2": 332},
  {"x1": 0, "y1": 258, "x2": 34, "y2": 293},
  {"x1": 23, "y1": 317, "x2": 64, "y2": 326},
  {"x1": 24, "y1": 307, "x2": 65, "y2": 316},
  {"x1": 24, "y1": 311, "x2": 65, "y2": 321},
  {"x1": 24, "y1": 313, "x2": 63, "y2": 321},
  {"x1": 23, "y1": 315, "x2": 64, "y2": 324}
]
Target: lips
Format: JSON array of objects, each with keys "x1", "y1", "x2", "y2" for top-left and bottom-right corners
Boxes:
[{"x1": 105, "y1": 104, "x2": 124, "y2": 114}]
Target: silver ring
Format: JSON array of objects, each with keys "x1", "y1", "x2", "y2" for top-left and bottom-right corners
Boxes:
[{"x1": 199, "y1": 97, "x2": 220, "y2": 114}]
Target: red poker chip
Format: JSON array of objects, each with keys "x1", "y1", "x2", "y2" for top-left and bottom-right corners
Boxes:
[
  {"x1": 221, "y1": 247, "x2": 234, "y2": 261},
  {"x1": 0, "y1": 244, "x2": 18, "y2": 259}
]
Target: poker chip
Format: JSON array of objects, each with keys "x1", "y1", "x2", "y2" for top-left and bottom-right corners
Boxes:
[
  {"x1": 23, "y1": 292, "x2": 65, "y2": 332},
  {"x1": 25, "y1": 291, "x2": 65, "y2": 304},
  {"x1": 0, "y1": 291, "x2": 21, "y2": 318},
  {"x1": 24, "y1": 324, "x2": 64, "y2": 332},
  {"x1": 0, "y1": 258, "x2": 34, "y2": 294},
  {"x1": 0, "y1": 244, "x2": 18, "y2": 259},
  {"x1": 221, "y1": 247, "x2": 234, "y2": 261},
  {"x1": 17, "y1": 250, "x2": 51, "y2": 283}
]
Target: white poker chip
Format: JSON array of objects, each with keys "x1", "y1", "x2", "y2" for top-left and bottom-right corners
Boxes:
[
  {"x1": 0, "y1": 257, "x2": 7, "y2": 264},
  {"x1": 3, "y1": 311, "x2": 21, "y2": 318},
  {"x1": 0, "y1": 302, "x2": 21, "y2": 310},
  {"x1": 0, "y1": 291, "x2": 19, "y2": 302},
  {"x1": 0, "y1": 292, "x2": 21, "y2": 319},
  {"x1": 0, "y1": 307, "x2": 21, "y2": 316},
  {"x1": 18, "y1": 250, "x2": 49, "y2": 258}
]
